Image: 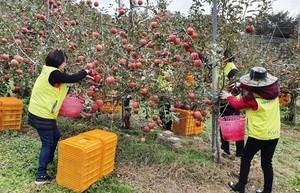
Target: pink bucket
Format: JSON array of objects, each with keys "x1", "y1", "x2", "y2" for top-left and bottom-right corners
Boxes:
[
  {"x1": 59, "y1": 93, "x2": 85, "y2": 118},
  {"x1": 219, "y1": 115, "x2": 246, "y2": 142}
]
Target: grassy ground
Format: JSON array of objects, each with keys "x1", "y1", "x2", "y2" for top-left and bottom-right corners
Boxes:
[{"x1": 0, "y1": 110, "x2": 300, "y2": 193}]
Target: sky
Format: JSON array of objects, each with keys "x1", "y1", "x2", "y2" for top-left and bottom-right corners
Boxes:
[
  {"x1": 86, "y1": 0, "x2": 300, "y2": 17},
  {"x1": 166, "y1": 0, "x2": 300, "y2": 17}
]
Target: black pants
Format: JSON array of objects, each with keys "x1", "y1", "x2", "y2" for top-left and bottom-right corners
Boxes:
[
  {"x1": 239, "y1": 137, "x2": 279, "y2": 193},
  {"x1": 220, "y1": 104, "x2": 244, "y2": 156},
  {"x1": 159, "y1": 97, "x2": 172, "y2": 130}
]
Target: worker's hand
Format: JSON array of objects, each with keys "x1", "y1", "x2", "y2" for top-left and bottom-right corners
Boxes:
[
  {"x1": 86, "y1": 75, "x2": 94, "y2": 80},
  {"x1": 229, "y1": 82, "x2": 240, "y2": 90},
  {"x1": 220, "y1": 90, "x2": 232, "y2": 100}
]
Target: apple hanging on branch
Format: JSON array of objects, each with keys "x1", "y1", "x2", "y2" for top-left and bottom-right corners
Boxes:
[{"x1": 246, "y1": 25, "x2": 255, "y2": 33}]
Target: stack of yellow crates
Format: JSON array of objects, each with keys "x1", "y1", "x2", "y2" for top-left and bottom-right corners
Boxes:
[
  {"x1": 0, "y1": 97, "x2": 23, "y2": 131},
  {"x1": 80, "y1": 129, "x2": 118, "y2": 177},
  {"x1": 56, "y1": 129, "x2": 118, "y2": 193}
]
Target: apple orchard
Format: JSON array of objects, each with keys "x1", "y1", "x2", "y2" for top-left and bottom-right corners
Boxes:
[{"x1": 0, "y1": 0, "x2": 299, "y2": 129}]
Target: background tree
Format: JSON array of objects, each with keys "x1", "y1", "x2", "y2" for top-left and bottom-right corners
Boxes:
[{"x1": 255, "y1": 11, "x2": 298, "y2": 38}]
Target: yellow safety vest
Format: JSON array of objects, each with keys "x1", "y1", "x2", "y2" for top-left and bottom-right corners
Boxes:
[
  {"x1": 246, "y1": 97, "x2": 280, "y2": 140},
  {"x1": 157, "y1": 74, "x2": 173, "y2": 92},
  {"x1": 28, "y1": 65, "x2": 67, "y2": 119},
  {"x1": 218, "y1": 62, "x2": 240, "y2": 99}
]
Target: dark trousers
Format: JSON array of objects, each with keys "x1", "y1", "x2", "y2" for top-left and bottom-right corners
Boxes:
[
  {"x1": 220, "y1": 130, "x2": 244, "y2": 156},
  {"x1": 239, "y1": 137, "x2": 279, "y2": 193},
  {"x1": 36, "y1": 126, "x2": 60, "y2": 176},
  {"x1": 159, "y1": 97, "x2": 172, "y2": 130},
  {"x1": 220, "y1": 104, "x2": 244, "y2": 156}
]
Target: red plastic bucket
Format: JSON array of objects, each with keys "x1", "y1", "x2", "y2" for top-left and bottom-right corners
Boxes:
[
  {"x1": 219, "y1": 115, "x2": 246, "y2": 142},
  {"x1": 59, "y1": 93, "x2": 85, "y2": 118}
]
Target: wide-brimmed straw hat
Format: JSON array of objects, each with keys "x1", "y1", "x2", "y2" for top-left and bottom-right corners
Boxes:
[{"x1": 239, "y1": 67, "x2": 278, "y2": 87}]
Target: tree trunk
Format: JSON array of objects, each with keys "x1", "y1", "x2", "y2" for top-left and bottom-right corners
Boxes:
[
  {"x1": 121, "y1": 96, "x2": 131, "y2": 129},
  {"x1": 284, "y1": 92, "x2": 297, "y2": 123}
]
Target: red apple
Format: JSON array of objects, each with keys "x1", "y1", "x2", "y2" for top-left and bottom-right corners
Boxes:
[
  {"x1": 194, "y1": 59, "x2": 202, "y2": 67},
  {"x1": 96, "y1": 45, "x2": 104, "y2": 51},
  {"x1": 85, "y1": 113, "x2": 92, "y2": 119},
  {"x1": 16, "y1": 69, "x2": 23, "y2": 75},
  {"x1": 10, "y1": 59, "x2": 19, "y2": 67},
  {"x1": 14, "y1": 55, "x2": 23, "y2": 63},
  {"x1": 4, "y1": 75, "x2": 9, "y2": 81},
  {"x1": 85, "y1": 63, "x2": 94, "y2": 70},
  {"x1": 188, "y1": 93, "x2": 195, "y2": 99},
  {"x1": 122, "y1": 39, "x2": 128, "y2": 45},
  {"x1": 77, "y1": 55, "x2": 85, "y2": 62},
  {"x1": 140, "y1": 39, "x2": 147, "y2": 46},
  {"x1": 14, "y1": 86, "x2": 21, "y2": 93},
  {"x1": 168, "y1": 34, "x2": 177, "y2": 42},
  {"x1": 94, "y1": 1, "x2": 99, "y2": 7},
  {"x1": 128, "y1": 81, "x2": 137, "y2": 89},
  {"x1": 106, "y1": 76, "x2": 115, "y2": 84},
  {"x1": 87, "y1": 89, "x2": 94, "y2": 97},
  {"x1": 141, "y1": 88, "x2": 148, "y2": 95},
  {"x1": 143, "y1": 126, "x2": 150, "y2": 132},
  {"x1": 196, "y1": 121, "x2": 202, "y2": 127},
  {"x1": 96, "y1": 99, "x2": 104, "y2": 107},
  {"x1": 156, "y1": 119, "x2": 163, "y2": 126},
  {"x1": 119, "y1": 31, "x2": 126, "y2": 36},
  {"x1": 193, "y1": 111, "x2": 202, "y2": 119},
  {"x1": 187, "y1": 27, "x2": 194, "y2": 35},
  {"x1": 111, "y1": 27, "x2": 117, "y2": 34},
  {"x1": 148, "y1": 122, "x2": 155, "y2": 129},
  {"x1": 1, "y1": 38, "x2": 8, "y2": 44},
  {"x1": 126, "y1": 44, "x2": 133, "y2": 52},
  {"x1": 174, "y1": 102, "x2": 181, "y2": 108},
  {"x1": 119, "y1": 8, "x2": 125, "y2": 15},
  {"x1": 147, "y1": 41, "x2": 155, "y2": 48},
  {"x1": 152, "y1": 115, "x2": 158, "y2": 121},
  {"x1": 132, "y1": 101, "x2": 139, "y2": 109},
  {"x1": 119, "y1": 58, "x2": 127, "y2": 66},
  {"x1": 27, "y1": 69, "x2": 33, "y2": 74},
  {"x1": 1, "y1": 53, "x2": 9, "y2": 60},
  {"x1": 191, "y1": 52, "x2": 199, "y2": 60},
  {"x1": 94, "y1": 74, "x2": 101, "y2": 82},
  {"x1": 91, "y1": 103, "x2": 99, "y2": 112},
  {"x1": 152, "y1": 95, "x2": 159, "y2": 102},
  {"x1": 107, "y1": 108, "x2": 114, "y2": 114},
  {"x1": 246, "y1": 25, "x2": 255, "y2": 33},
  {"x1": 150, "y1": 21, "x2": 158, "y2": 29},
  {"x1": 174, "y1": 54, "x2": 181, "y2": 61},
  {"x1": 137, "y1": 0, "x2": 143, "y2": 5},
  {"x1": 21, "y1": 27, "x2": 28, "y2": 34},
  {"x1": 92, "y1": 31, "x2": 99, "y2": 38},
  {"x1": 70, "y1": 20, "x2": 76, "y2": 26}
]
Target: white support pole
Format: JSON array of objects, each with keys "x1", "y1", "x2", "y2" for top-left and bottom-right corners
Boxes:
[
  {"x1": 211, "y1": 0, "x2": 218, "y2": 163},
  {"x1": 298, "y1": 15, "x2": 300, "y2": 46}
]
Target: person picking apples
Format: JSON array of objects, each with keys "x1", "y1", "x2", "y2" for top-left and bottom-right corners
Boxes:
[
  {"x1": 220, "y1": 66, "x2": 281, "y2": 193},
  {"x1": 28, "y1": 48, "x2": 89, "y2": 185},
  {"x1": 219, "y1": 49, "x2": 244, "y2": 158}
]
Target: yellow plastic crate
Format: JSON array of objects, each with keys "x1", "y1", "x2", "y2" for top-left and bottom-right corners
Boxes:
[
  {"x1": 172, "y1": 108, "x2": 204, "y2": 136},
  {"x1": 100, "y1": 99, "x2": 122, "y2": 113},
  {"x1": 80, "y1": 129, "x2": 118, "y2": 177},
  {"x1": 279, "y1": 92, "x2": 291, "y2": 105},
  {"x1": 56, "y1": 135, "x2": 104, "y2": 193},
  {"x1": 0, "y1": 97, "x2": 23, "y2": 131}
]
